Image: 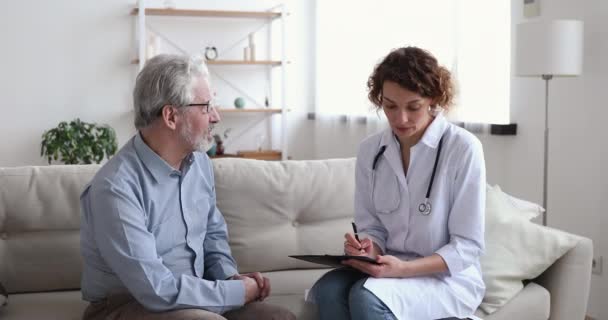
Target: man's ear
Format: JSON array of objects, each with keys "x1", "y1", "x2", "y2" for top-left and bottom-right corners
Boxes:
[{"x1": 160, "y1": 105, "x2": 179, "y2": 130}]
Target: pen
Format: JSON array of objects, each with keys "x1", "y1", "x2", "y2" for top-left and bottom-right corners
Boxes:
[{"x1": 351, "y1": 221, "x2": 360, "y2": 243}]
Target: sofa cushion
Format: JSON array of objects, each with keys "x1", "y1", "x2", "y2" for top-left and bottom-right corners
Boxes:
[
  {"x1": 480, "y1": 185, "x2": 580, "y2": 314},
  {"x1": 213, "y1": 158, "x2": 356, "y2": 273},
  {"x1": 263, "y1": 269, "x2": 329, "y2": 296},
  {"x1": 477, "y1": 282, "x2": 550, "y2": 320},
  {"x1": 263, "y1": 273, "x2": 551, "y2": 320},
  {"x1": 0, "y1": 165, "x2": 99, "y2": 293},
  {"x1": 0, "y1": 290, "x2": 87, "y2": 320},
  {"x1": 487, "y1": 184, "x2": 544, "y2": 220}
]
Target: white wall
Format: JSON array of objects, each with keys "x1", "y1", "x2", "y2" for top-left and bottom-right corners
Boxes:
[
  {"x1": 0, "y1": 0, "x2": 137, "y2": 166},
  {"x1": 507, "y1": 1, "x2": 608, "y2": 318}
]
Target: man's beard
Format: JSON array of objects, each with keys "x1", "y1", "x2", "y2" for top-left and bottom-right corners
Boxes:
[{"x1": 180, "y1": 119, "x2": 214, "y2": 153}]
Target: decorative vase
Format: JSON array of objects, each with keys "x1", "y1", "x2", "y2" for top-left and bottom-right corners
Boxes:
[
  {"x1": 206, "y1": 144, "x2": 217, "y2": 157},
  {"x1": 234, "y1": 97, "x2": 245, "y2": 109},
  {"x1": 216, "y1": 141, "x2": 225, "y2": 155}
]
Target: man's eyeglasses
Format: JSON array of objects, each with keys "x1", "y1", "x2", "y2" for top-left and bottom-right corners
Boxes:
[
  {"x1": 157, "y1": 102, "x2": 213, "y2": 116},
  {"x1": 185, "y1": 103, "x2": 212, "y2": 114}
]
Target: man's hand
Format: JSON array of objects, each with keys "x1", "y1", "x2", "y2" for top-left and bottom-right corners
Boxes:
[
  {"x1": 232, "y1": 272, "x2": 271, "y2": 303},
  {"x1": 242, "y1": 276, "x2": 260, "y2": 303}
]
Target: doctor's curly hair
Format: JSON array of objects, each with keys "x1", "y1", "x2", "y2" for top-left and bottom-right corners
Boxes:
[{"x1": 367, "y1": 46, "x2": 454, "y2": 110}]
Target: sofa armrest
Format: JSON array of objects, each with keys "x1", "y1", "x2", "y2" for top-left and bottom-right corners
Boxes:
[{"x1": 534, "y1": 237, "x2": 593, "y2": 320}]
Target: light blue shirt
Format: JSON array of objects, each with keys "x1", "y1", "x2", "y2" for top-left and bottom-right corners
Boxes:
[{"x1": 80, "y1": 133, "x2": 245, "y2": 314}]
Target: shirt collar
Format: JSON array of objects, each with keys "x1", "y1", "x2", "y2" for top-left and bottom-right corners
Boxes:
[
  {"x1": 133, "y1": 132, "x2": 194, "y2": 184},
  {"x1": 418, "y1": 112, "x2": 449, "y2": 148},
  {"x1": 379, "y1": 112, "x2": 449, "y2": 150}
]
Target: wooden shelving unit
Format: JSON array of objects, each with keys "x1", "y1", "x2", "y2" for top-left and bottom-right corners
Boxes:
[
  {"x1": 218, "y1": 108, "x2": 283, "y2": 114},
  {"x1": 238, "y1": 150, "x2": 282, "y2": 161},
  {"x1": 130, "y1": 8, "x2": 281, "y2": 19},
  {"x1": 130, "y1": 59, "x2": 282, "y2": 66},
  {"x1": 211, "y1": 150, "x2": 282, "y2": 161},
  {"x1": 132, "y1": 2, "x2": 289, "y2": 160},
  {"x1": 207, "y1": 60, "x2": 282, "y2": 66}
]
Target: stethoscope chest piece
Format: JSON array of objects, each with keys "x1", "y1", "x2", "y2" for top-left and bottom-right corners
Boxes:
[{"x1": 418, "y1": 200, "x2": 432, "y2": 215}]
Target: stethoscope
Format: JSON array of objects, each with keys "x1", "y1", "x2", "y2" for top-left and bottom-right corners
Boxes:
[{"x1": 372, "y1": 134, "x2": 445, "y2": 215}]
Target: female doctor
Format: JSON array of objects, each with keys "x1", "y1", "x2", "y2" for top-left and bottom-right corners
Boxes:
[{"x1": 312, "y1": 46, "x2": 486, "y2": 320}]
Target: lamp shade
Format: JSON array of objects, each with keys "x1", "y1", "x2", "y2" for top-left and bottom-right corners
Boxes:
[{"x1": 516, "y1": 20, "x2": 584, "y2": 77}]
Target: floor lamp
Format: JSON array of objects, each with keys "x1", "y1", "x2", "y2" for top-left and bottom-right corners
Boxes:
[{"x1": 515, "y1": 20, "x2": 584, "y2": 226}]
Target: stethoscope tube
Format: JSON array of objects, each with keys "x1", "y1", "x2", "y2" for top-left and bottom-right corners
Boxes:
[
  {"x1": 418, "y1": 135, "x2": 444, "y2": 215},
  {"x1": 372, "y1": 134, "x2": 445, "y2": 215},
  {"x1": 372, "y1": 146, "x2": 387, "y2": 170}
]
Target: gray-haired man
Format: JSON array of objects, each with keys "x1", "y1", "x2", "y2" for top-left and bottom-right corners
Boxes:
[{"x1": 80, "y1": 54, "x2": 294, "y2": 320}]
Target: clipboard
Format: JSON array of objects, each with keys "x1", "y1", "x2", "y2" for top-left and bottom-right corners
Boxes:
[{"x1": 289, "y1": 254, "x2": 380, "y2": 268}]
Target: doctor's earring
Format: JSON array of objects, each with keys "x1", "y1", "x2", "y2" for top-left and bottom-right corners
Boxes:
[{"x1": 428, "y1": 106, "x2": 444, "y2": 117}]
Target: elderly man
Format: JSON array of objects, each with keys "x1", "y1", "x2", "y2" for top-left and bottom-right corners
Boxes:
[{"x1": 80, "y1": 54, "x2": 294, "y2": 320}]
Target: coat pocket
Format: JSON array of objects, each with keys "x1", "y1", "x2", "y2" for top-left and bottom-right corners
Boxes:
[{"x1": 372, "y1": 169, "x2": 401, "y2": 214}]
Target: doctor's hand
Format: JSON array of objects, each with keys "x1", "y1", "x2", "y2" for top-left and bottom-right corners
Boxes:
[
  {"x1": 344, "y1": 233, "x2": 379, "y2": 258},
  {"x1": 342, "y1": 254, "x2": 407, "y2": 278}
]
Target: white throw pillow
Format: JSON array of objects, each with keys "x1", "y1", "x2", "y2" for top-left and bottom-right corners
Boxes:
[
  {"x1": 479, "y1": 185, "x2": 580, "y2": 314},
  {"x1": 486, "y1": 184, "x2": 544, "y2": 220}
]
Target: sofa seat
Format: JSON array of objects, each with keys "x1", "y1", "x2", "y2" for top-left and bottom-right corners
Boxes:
[
  {"x1": 263, "y1": 270, "x2": 551, "y2": 320},
  {"x1": 0, "y1": 274, "x2": 549, "y2": 320},
  {"x1": 0, "y1": 290, "x2": 87, "y2": 320},
  {"x1": 0, "y1": 163, "x2": 590, "y2": 320},
  {"x1": 266, "y1": 283, "x2": 551, "y2": 320},
  {"x1": 475, "y1": 282, "x2": 550, "y2": 320},
  {"x1": 0, "y1": 269, "x2": 327, "y2": 320}
]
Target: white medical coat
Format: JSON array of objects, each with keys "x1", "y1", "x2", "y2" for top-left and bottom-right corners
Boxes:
[{"x1": 356, "y1": 114, "x2": 486, "y2": 319}]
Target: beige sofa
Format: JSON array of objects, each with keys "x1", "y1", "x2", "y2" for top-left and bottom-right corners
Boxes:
[{"x1": 0, "y1": 158, "x2": 592, "y2": 320}]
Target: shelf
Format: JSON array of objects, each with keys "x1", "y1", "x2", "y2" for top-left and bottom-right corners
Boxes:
[
  {"x1": 131, "y1": 8, "x2": 281, "y2": 19},
  {"x1": 131, "y1": 5, "x2": 288, "y2": 161},
  {"x1": 218, "y1": 108, "x2": 284, "y2": 114},
  {"x1": 208, "y1": 60, "x2": 282, "y2": 66},
  {"x1": 210, "y1": 150, "x2": 282, "y2": 161},
  {"x1": 209, "y1": 154, "x2": 241, "y2": 159},
  {"x1": 238, "y1": 150, "x2": 282, "y2": 161},
  {"x1": 131, "y1": 59, "x2": 282, "y2": 66}
]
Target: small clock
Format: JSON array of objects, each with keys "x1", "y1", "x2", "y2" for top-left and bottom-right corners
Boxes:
[{"x1": 204, "y1": 46, "x2": 218, "y2": 60}]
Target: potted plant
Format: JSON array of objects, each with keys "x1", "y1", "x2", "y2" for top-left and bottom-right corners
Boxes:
[{"x1": 40, "y1": 118, "x2": 118, "y2": 164}]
